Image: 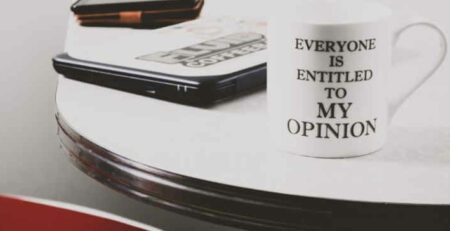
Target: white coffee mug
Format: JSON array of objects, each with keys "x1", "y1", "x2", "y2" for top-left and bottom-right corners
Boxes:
[{"x1": 267, "y1": 0, "x2": 447, "y2": 158}]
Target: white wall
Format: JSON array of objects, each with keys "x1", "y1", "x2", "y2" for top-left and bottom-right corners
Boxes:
[
  {"x1": 0, "y1": 0, "x2": 448, "y2": 230},
  {"x1": 0, "y1": 0, "x2": 236, "y2": 230}
]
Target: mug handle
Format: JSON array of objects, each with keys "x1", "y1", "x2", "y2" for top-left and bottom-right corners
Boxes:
[{"x1": 389, "y1": 18, "x2": 447, "y2": 118}]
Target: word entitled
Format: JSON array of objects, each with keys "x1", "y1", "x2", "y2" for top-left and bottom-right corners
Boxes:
[{"x1": 297, "y1": 69, "x2": 373, "y2": 83}]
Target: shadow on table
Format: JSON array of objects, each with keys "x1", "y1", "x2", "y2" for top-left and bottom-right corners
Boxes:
[{"x1": 362, "y1": 126, "x2": 450, "y2": 165}]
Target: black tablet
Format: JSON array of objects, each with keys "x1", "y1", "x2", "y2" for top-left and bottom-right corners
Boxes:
[
  {"x1": 53, "y1": 53, "x2": 266, "y2": 106},
  {"x1": 54, "y1": 17, "x2": 267, "y2": 106}
]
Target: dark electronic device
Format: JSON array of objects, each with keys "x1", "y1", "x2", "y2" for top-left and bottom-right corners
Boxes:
[
  {"x1": 53, "y1": 53, "x2": 266, "y2": 106},
  {"x1": 71, "y1": 0, "x2": 204, "y2": 27},
  {"x1": 72, "y1": 0, "x2": 200, "y2": 14}
]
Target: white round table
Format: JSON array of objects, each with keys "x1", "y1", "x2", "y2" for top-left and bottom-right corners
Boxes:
[
  {"x1": 56, "y1": 71, "x2": 450, "y2": 230},
  {"x1": 56, "y1": 0, "x2": 450, "y2": 230}
]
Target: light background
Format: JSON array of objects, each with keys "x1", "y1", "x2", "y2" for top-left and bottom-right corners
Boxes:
[{"x1": 0, "y1": 0, "x2": 448, "y2": 230}]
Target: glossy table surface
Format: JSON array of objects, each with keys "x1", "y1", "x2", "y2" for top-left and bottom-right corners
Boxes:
[
  {"x1": 58, "y1": 0, "x2": 450, "y2": 205},
  {"x1": 57, "y1": 71, "x2": 450, "y2": 205}
]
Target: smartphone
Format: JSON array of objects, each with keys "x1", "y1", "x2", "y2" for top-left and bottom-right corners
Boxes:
[
  {"x1": 71, "y1": 0, "x2": 200, "y2": 15},
  {"x1": 72, "y1": 0, "x2": 204, "y2": 27}
]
